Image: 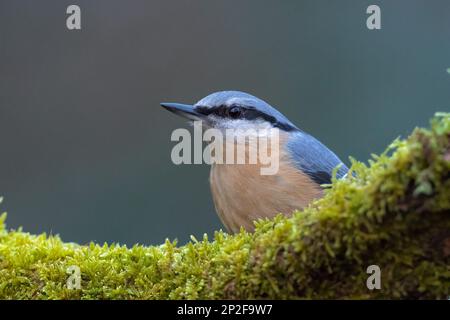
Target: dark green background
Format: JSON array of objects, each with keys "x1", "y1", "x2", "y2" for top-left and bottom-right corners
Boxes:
[{"x1": 1, "y1": 1, "x2": 449, "y2": 245}]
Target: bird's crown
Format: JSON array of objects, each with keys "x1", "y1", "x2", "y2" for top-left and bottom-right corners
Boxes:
[{"x1": 193, "y1": 91, "x2": 298, "y2": 131}]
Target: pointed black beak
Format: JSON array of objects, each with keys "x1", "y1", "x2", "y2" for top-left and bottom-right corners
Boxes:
[{"x1": 160, "y1": 102, "x2": 202, "y2": 121}]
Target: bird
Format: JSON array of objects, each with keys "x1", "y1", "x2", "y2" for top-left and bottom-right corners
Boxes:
[{"x1": 161, "y1": 91, "x2": 348, "y2": 233}]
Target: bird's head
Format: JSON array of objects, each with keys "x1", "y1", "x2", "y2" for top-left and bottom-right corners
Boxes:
[{"x1": 161, "y1": 91, "x2": 298, "y2": 132}]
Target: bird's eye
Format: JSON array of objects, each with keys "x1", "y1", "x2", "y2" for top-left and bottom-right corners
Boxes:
[{"x1": 228, "y1": 106, "x2": 242, "y2": 119}]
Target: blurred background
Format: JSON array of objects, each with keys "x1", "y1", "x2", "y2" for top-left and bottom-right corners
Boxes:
[{"x1": 0, "y1": 0, "x2": 449, "y2": 246}]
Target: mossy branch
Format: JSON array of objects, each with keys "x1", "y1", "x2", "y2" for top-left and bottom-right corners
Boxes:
[{"x1": 0, "y1": 114, "x2": 449, "y2": 299}]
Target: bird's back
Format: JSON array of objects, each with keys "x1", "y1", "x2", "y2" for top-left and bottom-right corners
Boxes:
[{"x1": 286, "y1": 131, "x2": 348, "y2": 185}]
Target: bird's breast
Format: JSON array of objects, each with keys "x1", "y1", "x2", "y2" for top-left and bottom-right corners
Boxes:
[{"x1": 209, "y1": 135, "x2": 323, "y2": 233}]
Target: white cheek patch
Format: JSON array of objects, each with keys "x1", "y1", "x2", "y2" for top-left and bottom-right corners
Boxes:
[
  {"x1": 204, "y1": 117, "x2": 280, "y2": 175},
  {"x1": 209, "y1": 116, "x2": 272, "y2": 132},
  {"x1": 174, "y1": 117, "x2": 280, "y2": 175}
]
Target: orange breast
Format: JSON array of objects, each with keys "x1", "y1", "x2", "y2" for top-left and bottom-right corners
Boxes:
[{"x1": 209, "y1": 132, "x2": 323, "y2": 233}]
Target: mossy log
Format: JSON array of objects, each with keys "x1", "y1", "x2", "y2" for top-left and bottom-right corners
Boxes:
[{"x1": 0, "y1": 114, "x2": 449, "y2": 299}]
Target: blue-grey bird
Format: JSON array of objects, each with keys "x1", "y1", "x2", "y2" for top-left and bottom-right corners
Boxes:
[{"x1": 161, "y1": 91, "x2": 348, "y2": 233}]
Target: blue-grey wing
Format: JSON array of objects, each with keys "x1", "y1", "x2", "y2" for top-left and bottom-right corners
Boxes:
[{"x1": 286, "y1": 131, "x2": 348, "y2": 185}]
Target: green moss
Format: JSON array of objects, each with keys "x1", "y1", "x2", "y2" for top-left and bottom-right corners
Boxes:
[{"x1": 0, "y1": 113, "x2": 449, "y2": 299}]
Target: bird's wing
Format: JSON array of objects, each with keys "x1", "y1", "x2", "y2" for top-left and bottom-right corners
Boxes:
[{"x1": 286, "y1": 131, "x2": 348, "y2": 185}]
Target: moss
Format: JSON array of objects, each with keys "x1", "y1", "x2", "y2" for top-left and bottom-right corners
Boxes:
[{"x1": 0, "y1": 113, "x2": 449, "y2": 300}]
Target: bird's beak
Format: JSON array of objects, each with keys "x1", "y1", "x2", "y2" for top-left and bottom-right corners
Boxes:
[{"x1": 160, "y1": 102, "x2": 203, "y2": 121}]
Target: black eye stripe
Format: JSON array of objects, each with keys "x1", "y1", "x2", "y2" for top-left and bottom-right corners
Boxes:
[
  {"x1": 194, "y1": 105, "x2": 297, "y2": 131},
  {"x1": 194, "y1": 105, "x2": 212, "y2": 115},
  {"x1": 195, "y1": 105, "x2": 240, "y2": 117}
]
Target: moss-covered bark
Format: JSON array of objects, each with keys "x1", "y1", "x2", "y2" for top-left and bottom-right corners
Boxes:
[{"x1": 0, "y1": 113, "x2": 449, "y2": 299}]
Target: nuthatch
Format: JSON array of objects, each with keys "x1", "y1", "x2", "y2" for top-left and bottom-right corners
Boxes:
[{"x1": 161, "y1": 91, "x2": 348, "y2": 233}]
